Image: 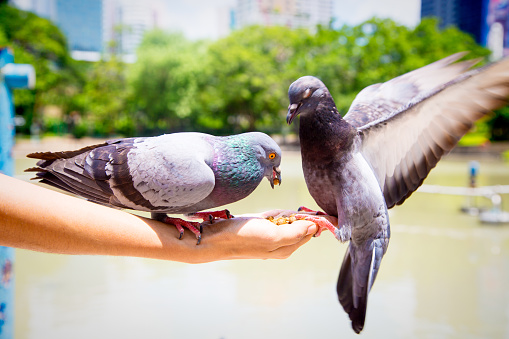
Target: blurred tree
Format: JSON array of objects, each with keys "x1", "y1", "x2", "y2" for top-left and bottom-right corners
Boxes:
[
  {"x1": 0, "y1": 4, "x2": 83, "y2": 134},
  {"x1": 128, "y1": 30, "x2": 206, "y2": 135},
  {"x1": 2, "y1": 4, "x2": 503, "y2": 141},
  {"x1": 291, "y1": 18, "x2": 489, "y2": 114},
  {"x1": 286, "y1": 18, "x2": 495, "y2": 141},
  {"x1": 199, "y1": 26, "x2": 308, "y2": 133},
  {"x1": 74, "y1": 57, "x2": 132, "y2": 137},
  {"x1": 194, "y1": 18, "x2": 492, "y2": 135}
]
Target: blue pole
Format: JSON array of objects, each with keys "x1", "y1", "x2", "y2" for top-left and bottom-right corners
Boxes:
[{"x1": 0, "y1": 47, "x2": 35, "y2": 339}]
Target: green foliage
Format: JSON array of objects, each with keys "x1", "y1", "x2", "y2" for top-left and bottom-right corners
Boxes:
[
  {"x1": 128, "y1": 30, "x2": 205, "y2": 134},
  {"x1": 3, "y1": 4, "x2": 505, "y2": 140},
  {"x1": 287, "y1": 18, "x2": 490, "y2": 114},
  {"x1": 0, "y1": 4, "x2": 81, "y2": 134},
  {"x1": 199, "y1": 26, "x2": 306, "y2": 133},
  {"x1": 74, "y1": 57, "x2": 133, "y2": 136}
]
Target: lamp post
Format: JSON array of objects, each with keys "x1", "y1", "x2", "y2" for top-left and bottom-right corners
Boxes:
[{"x1": 0, "y1": 47, "x2": 35, "y2": 339}]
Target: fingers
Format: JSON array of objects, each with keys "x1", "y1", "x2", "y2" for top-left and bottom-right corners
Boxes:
[
  {"x1": 198, "y1": 217, "x2": 320, "y2": 261},
  {"x1": 276, "y1": 220, "x2": 317, "y2": 243},
  {"x1": 264, "y1": 220, "x2": 318, "y2": 259},
  {"x1": 269, "y1": 234, "x2": 315, "y2": 259},
  {"x1": 268, "y1": 221, "x2": 317, "y2": 259}
]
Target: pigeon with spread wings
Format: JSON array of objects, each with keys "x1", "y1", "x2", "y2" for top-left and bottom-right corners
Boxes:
[{"x1": 286, "y1": 53, "x2": 509, "y2": 333}]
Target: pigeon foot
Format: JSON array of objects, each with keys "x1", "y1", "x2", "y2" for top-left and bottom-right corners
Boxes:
[
  {"x1": 297, "y1": 206, "x2": 327, "y2": 215},
  {"x1": 294, "y1": 214, "x2": 337, "y2": 237},
  {"x1": 186, "y1": 209, "x2": 234, "y2": 223},
  {"x1": 163, "y1": 216, "x2": 202, "y2": 245}
]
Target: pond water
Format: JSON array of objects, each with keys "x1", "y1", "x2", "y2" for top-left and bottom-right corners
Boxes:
[{"x1": 12, "y1": 150, "x2": 509, "y2": 339}]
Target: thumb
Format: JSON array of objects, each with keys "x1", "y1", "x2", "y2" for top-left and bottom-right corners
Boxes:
[{"x1": 303, "y1": 222, "x2": 318, "y2": 236}]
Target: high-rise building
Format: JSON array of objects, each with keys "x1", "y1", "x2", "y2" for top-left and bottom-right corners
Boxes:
[
  {"x1": 232, "y1": 0, "x2": 333, "y2": 31},
  {"x1": 420, "y1": 0, "x2": 486, "y2": 44},
  {"x1": 420, "y1": 0, "x2": 509, "y2": 59},
  {"x1": 10, "y1": 0, "x2": 103, "y2": 60},
  {"x1": 56, "y1": 0, "x2": 103, "y2": 53},
  {"x1": 103, "y1": 0, "x2": 166, "y2": 57},
  {"x1": 10, "y1": 0, "x2": 165, "y2": 61},
  {"x1": 421, "y1": 0, "x2": 459, "y2": 30}
]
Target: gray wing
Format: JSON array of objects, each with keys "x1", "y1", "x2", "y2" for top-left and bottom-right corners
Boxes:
[
  {"x1": 358, "y1": 56, "x2": 509, "y2": 209},
  {"x1": 123, "y1": 133, "x2": 216, "y2": 212},
  {"x1": 344, "y1": 52, "x2": 480, "y2": 128},
  {"x1": 27, "y1": 133, "x2": 217, "y2": 213}
]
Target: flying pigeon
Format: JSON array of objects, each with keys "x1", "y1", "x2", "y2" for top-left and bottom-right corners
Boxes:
[
  {"x1": 286, "y1": 52, "x2": 509, "y2": 333},
  {"x1": 26, "y1": 132, "x2": 282, "y2": 244}
]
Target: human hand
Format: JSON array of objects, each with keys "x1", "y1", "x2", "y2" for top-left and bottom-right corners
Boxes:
[
  {"x1": 197, "y1": 217, "x2": 316, "y2": 261},
  {"x1": 252, "y1": 209, "x2": 339, "y2": 237},
  {"x1": 174, "y1": 209, "x2": 337, "y2": 263}
]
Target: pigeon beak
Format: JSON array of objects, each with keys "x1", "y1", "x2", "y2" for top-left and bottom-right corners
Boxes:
[
  {"x1": 269, "y1": 166, "x2": 282, "y2": 189},
  {"x1": 286, "y1": 103, "x2": 301, "y2": 125}
]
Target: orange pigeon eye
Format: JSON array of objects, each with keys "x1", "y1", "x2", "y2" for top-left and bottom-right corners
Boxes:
[{"x1": 269, "y1": 152, "x2": 276, "y2": 160}]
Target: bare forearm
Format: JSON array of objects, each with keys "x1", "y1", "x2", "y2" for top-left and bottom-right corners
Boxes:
[{"x1": 0, "y1": 174, "x2": 193, "y2": 260}]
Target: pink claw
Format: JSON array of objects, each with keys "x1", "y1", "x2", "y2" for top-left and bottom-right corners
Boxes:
[
  {"x1": 297, "y1": 206, "x2": 327, "y2": 215},
  {"x1": 163, "y1": 216, "x2": 203, "y2": 245},
  {"x1": 294, "y1": 214, "x2": 337, "y2": 237}
]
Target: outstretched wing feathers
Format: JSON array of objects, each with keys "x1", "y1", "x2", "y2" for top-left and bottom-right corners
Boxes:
[
  {"x1": 344, "y1": 52, "x2": 479, "y2": 128},
  {"x1": 358, "y1": 57, "x2": 509, "y2": 208}
]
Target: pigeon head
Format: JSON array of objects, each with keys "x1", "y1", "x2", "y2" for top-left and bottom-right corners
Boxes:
[
  {"x1": 287, "y1": 76, "x2": 328, "y2": 124},
  {"x1": 246, "y1": 132, "x2": 282, "y2": 189}
]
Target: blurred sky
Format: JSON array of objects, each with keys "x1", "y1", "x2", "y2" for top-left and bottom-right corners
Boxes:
[{"x1": 163, "y1": 0, "x2": 422, "y2": 40}]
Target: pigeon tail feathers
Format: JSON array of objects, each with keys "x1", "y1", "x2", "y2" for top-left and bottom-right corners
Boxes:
[{"x1": 337, "y1": 239, "x2": 383, "y2": 334}]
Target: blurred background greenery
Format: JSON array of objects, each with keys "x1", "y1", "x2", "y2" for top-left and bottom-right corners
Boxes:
[{"x1": 2, "y1": 3, "x2": 507, "y2": 142}]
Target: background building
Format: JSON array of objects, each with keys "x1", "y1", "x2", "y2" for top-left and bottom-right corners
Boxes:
[
  {"x1": 231, "y1": 0, "x2": 333, "y2": 30},
  {"x1": 103, "y1": 0, "x2": 166, "y2": 58},
  {"x1": 421, "y1": 0, "x2": 509, "y2": 59},
  {"x1": 9, "y1": 0, "x2": 165, "y2": 61},
  {"x1": 57, "y1": 0, "x2": 103, "y2": 59},
  {"x1": 10, "y1": 0, "x2": 333, "y2": 60},
  {"x1": 10, "y1": 0, "x2": 103, "y2": 60},
  {"x1": 420, "y1": 0, "x2": 486, "y2": 44}
]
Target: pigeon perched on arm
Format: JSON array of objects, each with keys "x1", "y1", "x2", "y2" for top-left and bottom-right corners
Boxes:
[
  {"x1": 286, "y1": 53, "x2": 509, "y2": 333},
  {"x1": 26, "y1": 132, "x2": 282, "y2": 244}
]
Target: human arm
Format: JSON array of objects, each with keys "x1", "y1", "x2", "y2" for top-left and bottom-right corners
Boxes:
[{"x1": 0, "y1": 174, "x2": 326, "y2": 263}]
